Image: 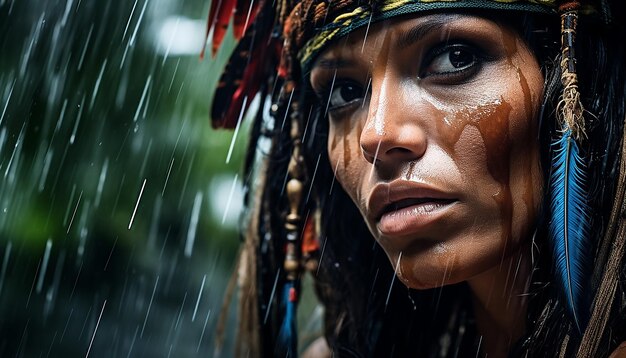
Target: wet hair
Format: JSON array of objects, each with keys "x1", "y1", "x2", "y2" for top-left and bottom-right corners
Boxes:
[{"x1": 244, "y1": 4, "x2": 626, "y2": 357}]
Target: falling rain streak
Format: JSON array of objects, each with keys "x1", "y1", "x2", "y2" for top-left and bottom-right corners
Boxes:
[
  {"x1": 185, "y1": 191, "x2": 202, "y2": 257},
  {"x1": 67, "y1": 190, "x2": 83, "y2": 234},
  {"x1": 385, "y1": 252, "x2": 402, "y2": 311},
  {"x1": 86, "y1": 300, "x2": 107, "y2": 358},
  {"x1": 221, "y1": 174, "x2": 238, "y2": 224},
  {"x1": 192, "y1": 274, "x2": 206, "y2": 322},
  {"x1": 0, "y1": 241, "x2": 11, "y2": 295},
  {"x1": 141, "y1": 276, "x2": 159, "y2": 337},
  {"x1": 0, "y1": 80, "x2": 14, "y2": 126},
  {"x1": 36, "y1": 239, "x2": 52, "y2": 294},
  {"x1": 128, "y1": 179, "x2": 146, "y2": 230},
  {"x1": 225, "y1": 96, "x2": 247, "y2": 164}
]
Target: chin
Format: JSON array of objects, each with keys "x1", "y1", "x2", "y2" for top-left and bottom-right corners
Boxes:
[
  {"x1": 382, "y1": 236, "x2": 514, "y2": 291},
  {"x1": 398, "y1": 266, "x2": 470, "y2": 290},
  {"x1": 397, "y1": 259, "x2": 467, "y2": 290}
]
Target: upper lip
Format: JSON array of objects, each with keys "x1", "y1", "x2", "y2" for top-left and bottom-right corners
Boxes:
[{"x1": 368, "y1": 180, "x2": 458, "y2": 220}]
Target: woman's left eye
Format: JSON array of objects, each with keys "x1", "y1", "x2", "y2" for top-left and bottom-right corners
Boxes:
[{"x1": 422, "y1": 45, "x2": 479, "y2": 78}]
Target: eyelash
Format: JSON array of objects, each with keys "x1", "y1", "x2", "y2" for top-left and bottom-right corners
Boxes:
[
  {"x1": 420, "y1": 43, "x2": 486, "y2": 81},
  {"x1": 314, "y1": 79, "x2": 364, "y2": 113}
]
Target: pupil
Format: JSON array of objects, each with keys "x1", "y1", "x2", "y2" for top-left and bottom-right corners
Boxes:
[
  {"x1": 449, "y1": 50, "x2": 473, "y2": 68},
  {"x1": 340, "y1": 85, "x2": 360, "y2": 102}
]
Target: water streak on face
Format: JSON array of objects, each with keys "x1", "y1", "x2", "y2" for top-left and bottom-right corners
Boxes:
[{"x1": 310, "y1": 13, "x2": 544, "y2": 289}]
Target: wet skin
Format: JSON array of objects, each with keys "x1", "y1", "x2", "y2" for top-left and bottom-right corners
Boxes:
[{"x1": 309, "y1": 13, "x2": 543, "y2": 292}]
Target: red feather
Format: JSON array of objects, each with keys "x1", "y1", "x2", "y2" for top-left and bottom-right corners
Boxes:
[
  {"x1": 208, "y1": 0, "x2": 280, "y2": 128},
  {"x1": 211, "y1": 0, "x2": 237, "y2": 56},
  {"x1": 301, "y1": 216, "x2": 319, "y2": 254},
  {"x1": 201, "y1": 0, "x2": 263, "y2": 58},
  {"x1": 220, "y1": 57, "x2": 262, "y2": 128},
  {"x1": 233, "y1": 0, "x2": 261, "y2": 39},
  {"x1": 201, "y1": 0, "x2": 221, "y2": 59},
  {"x1": 213, "y1": 31, "x2": 279, "y2": 128}
]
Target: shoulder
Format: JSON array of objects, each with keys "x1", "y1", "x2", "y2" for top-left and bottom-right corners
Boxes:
[
  {"x1": 610, "y1": 342, "x2": 626, "y2": 358},
  {"x1": 302, "y1": 337, "x2": 331, "y2": 358}
]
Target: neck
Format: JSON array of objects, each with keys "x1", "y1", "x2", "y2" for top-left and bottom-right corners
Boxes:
[{"x1": 467, "y1": 244, "x2": 532, "y2": 357}]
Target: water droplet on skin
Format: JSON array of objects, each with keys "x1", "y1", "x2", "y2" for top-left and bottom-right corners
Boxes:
[{"x1": 433, "y1": 242, "x2": 448, "y2": 255}]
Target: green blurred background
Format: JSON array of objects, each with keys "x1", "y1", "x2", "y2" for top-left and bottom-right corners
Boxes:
[{"x1": 0, "y1": 0, "x2": 273, "y2": 355}]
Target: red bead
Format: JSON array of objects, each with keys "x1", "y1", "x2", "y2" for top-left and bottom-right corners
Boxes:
[{"x1": 289, "y1": 287, "x2": 297, "y2": 302}]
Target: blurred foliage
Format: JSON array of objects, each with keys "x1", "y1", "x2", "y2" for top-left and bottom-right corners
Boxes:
[{"x1": 0, "y1": 0, "x2": 254, "y2": 356}]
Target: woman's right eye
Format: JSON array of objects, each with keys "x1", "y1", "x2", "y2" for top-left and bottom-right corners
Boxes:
[{"x1": 327, "y1": 82, "x2": 364, "y2": 110}]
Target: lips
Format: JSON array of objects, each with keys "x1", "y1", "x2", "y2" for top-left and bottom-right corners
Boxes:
[
  {"x1": 368, "y1": 180, "x2": 458, "y2": 236},
  {"x1": 381, "y1": 198, "x2": 455, "y2": 216}
]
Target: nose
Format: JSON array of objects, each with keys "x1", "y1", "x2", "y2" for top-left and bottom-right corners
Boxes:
[{"x1": 359, "y1": 77, "x2": 428, "y2": 165}]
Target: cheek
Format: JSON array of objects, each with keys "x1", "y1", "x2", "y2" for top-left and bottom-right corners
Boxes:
[
  {"x1": 450, "y1": 53, "x2": 543, "y2": 246},
  {"x1": 327, "y1": 122, "x2": 367, "y2": 205},
  {"x1": 491, "y1": 44, "x2": 544, "y2": 243},
  {"x1": 506, "y1": 65, "x2": 544, "y2": 244},
  {"x1": 399, "y1": 63, "x2": 543, "y2": 289}
]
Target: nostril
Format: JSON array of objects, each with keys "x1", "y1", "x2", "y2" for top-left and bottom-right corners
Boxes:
[
  {"x1": 387, "y1": 147, "x2": 413, "y2": 154},
  {"x1": 362, "y1": 141, "x2": 421, "y2": 164},
  {"x1": 361, "y1": 139, "x2": 383, "y2": 164},
  {"x1": 361, "y1": 150, "x2": 376, "y2": 164}
]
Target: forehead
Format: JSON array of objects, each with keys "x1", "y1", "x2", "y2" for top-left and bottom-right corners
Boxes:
[
  {"x1": 313, "y1": 13, "x2": 508, "y2": 65},
  {"x1": 297, "y1": 1, "x2": 553, "y2": 72}
]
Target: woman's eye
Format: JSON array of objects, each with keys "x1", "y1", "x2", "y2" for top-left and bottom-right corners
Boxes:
[
  {"x1": 328, "y1": 82, "x2": 363, "y2": 109},
  {"x1": 423, "y1": 45, "x2": 478, "y2": 77}
]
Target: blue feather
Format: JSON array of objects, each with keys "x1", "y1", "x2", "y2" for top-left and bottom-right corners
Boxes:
[
  {"x1": 548, "y1": 129, "x2": 592, "y2": 334},
  {"x1": 276, "y1": 281, "x2": 298, "y2": 357}
]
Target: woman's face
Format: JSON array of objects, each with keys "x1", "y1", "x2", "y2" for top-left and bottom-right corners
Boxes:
[{"x1": 310, "y1": 13, "x2": 544, "y2": 289}]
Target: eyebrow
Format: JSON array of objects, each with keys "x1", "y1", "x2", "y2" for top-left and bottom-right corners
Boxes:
[
  {"x1": 315, "y1": 58, "x2": 355, "y2": 69},
  {"x1": 396, "y1": 16, "x2": 456, "y2": 49},
  {"x1": 313, "y1": 15, "x2": 459, "y2": 70}
]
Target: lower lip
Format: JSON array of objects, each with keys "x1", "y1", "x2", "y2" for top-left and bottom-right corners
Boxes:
[{"x1": 377, "y1": 201, "x2": 457, "y2": 236}]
